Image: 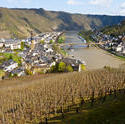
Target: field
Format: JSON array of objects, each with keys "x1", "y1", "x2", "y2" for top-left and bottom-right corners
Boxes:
[{"x1": 0, "y1": 68, "x2": 125, "y2": 123}]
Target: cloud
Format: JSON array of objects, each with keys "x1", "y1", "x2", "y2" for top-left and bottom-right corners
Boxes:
[
  {"x1": 89, "y1": 0, "x2": 113, "y2": 7},
  {"x1": 119, "y1": 2, "x2": 125, "y2": 15},
  {"x1": 121, "y1": 2, "x2": 125, "y2": 9},
  {"x1": 6, "y1": 0, "x2": 17, "y2": 3},
  {"x1": 67, "y1": 0, "x2": 84, "y2": 5},
  {"x1": 6, "y1": 0, "x2": 30, "y2": 4},
  {"x1": 119, "y1": 9, "x2": 125, "y2": 15}
]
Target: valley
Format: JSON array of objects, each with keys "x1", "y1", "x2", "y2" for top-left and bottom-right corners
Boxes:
[{"x1": 0, "y1": 5, "x2": 125, "y2": 124}]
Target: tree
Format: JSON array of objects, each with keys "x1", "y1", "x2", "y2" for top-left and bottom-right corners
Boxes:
[
  {"x1": 40, "y1": 40, "x2": 45, "y2": 45},
  {"x1": 0, "y1": 70, "x2": 5, "y2": 79},
  {"x1": 50, "y1": 65, "x2": 57, "y2": 73},
  {"x1": 50, "y1": 40, "x2": 53, "y2": 44},
  {"x1": 66, "y1": 65, "x2": 73, "y2": 72},
  {"x1": 25, "y1": 69, "x2": 33, "y2": 75},
  {"x1": 9, "y1": 54, "x2": 13, "y2": 60},
  {"x1": 58, "y1": 36, "x2": 65, "y2": 44},
  {"x1": 58, "y1": 62, "x2": 66, "y2": 72},
  {"x1": 21, "y1": 42, "x2": 24, "y2": 50}
]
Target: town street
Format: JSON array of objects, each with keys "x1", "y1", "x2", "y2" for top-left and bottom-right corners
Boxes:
[{"x1": 65, "y1": 31, "x2": 125, "y2": 70}]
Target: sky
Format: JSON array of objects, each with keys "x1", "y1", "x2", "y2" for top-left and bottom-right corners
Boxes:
[{"x1": 0, "y1": 0, "x2": 125, "y2": 16}]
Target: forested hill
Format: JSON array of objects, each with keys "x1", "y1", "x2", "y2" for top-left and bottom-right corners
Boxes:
[
  {"x1": 0, "y1": 7, "x2": 125, "y2": 38},
  {"x1": 101, "y1": 20, "x2": 125, "y2": 36}
]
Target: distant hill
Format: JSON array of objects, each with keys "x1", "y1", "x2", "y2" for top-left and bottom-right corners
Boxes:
[
  {"x1": 0, "y1": 8, "x2": 125, "y2": 38},
  {"x1": 101, "y1": 20, "x2": 125, "y2": 36}
]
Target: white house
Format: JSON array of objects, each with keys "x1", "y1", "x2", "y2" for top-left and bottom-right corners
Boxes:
[
  {"x1": 11, "y1": 68, "x2": 26, "y2": 77},
  {"x1": 10, "y1": 43, "x2": 21, "y2": 50},
  {"x1": 50, "y1": 61, "x2": 56, "y2": 67},
  {"x1": 116, "y1": 44, "x2": 123, "y2": 52},
  {"x1": 0, "y1": 42, "x2": 4, "y2": 48},
  {"x1": 17, "y1": 70, "x2": 25, "y2": 77},
  {"x1": 5, "y1": 40, "x2": 21, "y2": 50},
  {"x1": 122, "y1": 48, "x2": 125, "y2": 54},
  {"x1": 3, "y1": 60, "x2": 18, "y2": 72},
  {"x1": 32, "y1": 52, "x2": 38, "y2": 56},
  {"x1": 46, "y1": 48, "x2": 53, "y2": 53}
]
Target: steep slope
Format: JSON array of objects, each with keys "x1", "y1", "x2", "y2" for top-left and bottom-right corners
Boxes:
[
  {"x1": 0, "y1": 8, "x2": 125, "y2": 38},
  {"x1": 101, "y1": 20, "x2": 125, "y2": 35},
  {"x1": 0, "y1": 69, "x2": 125, "y2": 123}
]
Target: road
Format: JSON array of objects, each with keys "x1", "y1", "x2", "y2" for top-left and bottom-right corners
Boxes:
[{"x1": 65, "y1": 31, "x2": 125, "y2": 70}]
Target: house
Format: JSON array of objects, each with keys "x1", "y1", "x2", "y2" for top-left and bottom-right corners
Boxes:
[
  {"x1": 44, "y1": 44, "x2": 53, "y2": 53},
  {"x1": 5, "y1": 40, "x2": 21, "y2": 50},
  {"x1": 11, "y1": 42, "x2": 21, "y2": 50},
  {"x1": 0, "y1": 42, "x2": 4, "y2": 48},
  {"x1": 2, "y1": 59, "x2": 18, "y2": 72},
  {"x1": 11, "y1": 68, "x2": 26, "y2": 77},
  {"x1": 50, "y1": 61, "x2": 56, "y2": 67},
  {"x1": 115, "y1": 42, "x2": 123, "y2": 52},
  {"x1": 61, "y1": 58, "x2": 83, "y2": 71},
  {"x1": 45, "y1": 48, "x2": 53, "y2": 53},
  {"x1": 122, "y1": 49, "x2": 125, "y2": 54},
  {"x1": 31, "y1": 65, "x2": 49, "y2": 74},
  {"x1": 116, "y1": 46, "x2": 122, "y2": 52}
]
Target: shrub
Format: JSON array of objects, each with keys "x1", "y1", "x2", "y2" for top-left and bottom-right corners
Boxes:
[
  {"x1": 40, "y1": 40, "x2": 45, "y2": 45},
  {"x1": 50, "y1": 40, "x2": 53, "y2": 44},
  {"x1": 66, "y1": 65, "x2": 73, "y2": 72},
  {"x1": 50, "y1": 65, "x2": 57, "y2": 73},
  {"x1": 25, "y1": 69, "x2": 33, "y2": 75},
  {"x1": 0, "y1": 70, "x2": 5, "y2": 78},
  {"x1": 50, "y1": 62, "x2": 74, "y2": 73},
  {"x1": 104, "y1": 66, "x2": 113, "y2": 71},
  {"x1": 58, "y1": 62, "x2": 66, "y2": 72},
  {"x1": 21, "y1": 41, "x2": 25, "y2": 50},
  {"x1": 58, "y1": 36, "x2": 65, "y2": 44},
  {"x1": 81, "y1": 64, "x2": 86, "y2": 71}
]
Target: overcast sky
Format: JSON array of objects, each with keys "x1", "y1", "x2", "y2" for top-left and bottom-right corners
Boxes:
[{"x1": 0, "y1": 0, "x2": 125, "y2": 16}]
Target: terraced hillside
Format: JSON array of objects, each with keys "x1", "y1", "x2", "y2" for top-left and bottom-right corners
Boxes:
[
  {"x1": 0, "y1": 68, "x2": 125, "y2": 123},
  {"x1": 0, "y1": 8, "x2": 125, "y2": 38}
]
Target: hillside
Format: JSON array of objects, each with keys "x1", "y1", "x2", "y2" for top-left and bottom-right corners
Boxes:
[
  {"x1": 0, "y1": 68, "x2": 125, "y2": 123},
  {"x1": 101, "y1": 20, "x2": 125, "y2": 36},
  {"x1": 60, "y1": 96, "x2": 125, "y2": 124},
  {"x1": 0, "y1": 8, "x2": 125, "y2": 38}
]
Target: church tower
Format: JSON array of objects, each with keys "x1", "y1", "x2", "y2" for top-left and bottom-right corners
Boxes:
[{"x1": 30, "y1": 31, "x2": 35, "y2": 50}]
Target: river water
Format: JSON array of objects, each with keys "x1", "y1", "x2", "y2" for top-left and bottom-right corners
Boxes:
[{"x1": 64, "y1": 31, "x2": 125, "y2": 70}]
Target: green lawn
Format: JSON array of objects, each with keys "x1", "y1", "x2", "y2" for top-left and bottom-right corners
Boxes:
[
  {"x1": 0, "y1": 53, "x2": 22, "y2": 65},
  {"x1": 62, "y1": 101, "x2": 125, "y2": 124}
]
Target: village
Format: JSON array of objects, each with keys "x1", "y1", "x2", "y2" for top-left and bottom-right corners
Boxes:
[
  {"x1": 0, "y1": 32, "x2": 85, "y2": 79},
  {"x1": 91, "y1": 31, "x2": 125, "y2": 57}
]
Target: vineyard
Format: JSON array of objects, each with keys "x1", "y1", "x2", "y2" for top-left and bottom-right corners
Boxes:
[{"x1": 0, "y1": 68, "x2": 125, "y2": 123}]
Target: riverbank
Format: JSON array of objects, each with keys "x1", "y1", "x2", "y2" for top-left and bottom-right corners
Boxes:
[
  {"x1": 65, "y1": 32, "x2": 125, "y2": 70},
  {"x1": 98, "y1": 45, "x2": 125, "y2": 61},
  {"x1": 68, "y1": 47, "x2": 124, "y2": 70}
]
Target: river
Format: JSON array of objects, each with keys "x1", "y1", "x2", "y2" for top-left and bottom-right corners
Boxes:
[{"x1": 64, "y1": 31, "x2": 125, "y2": 70}]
